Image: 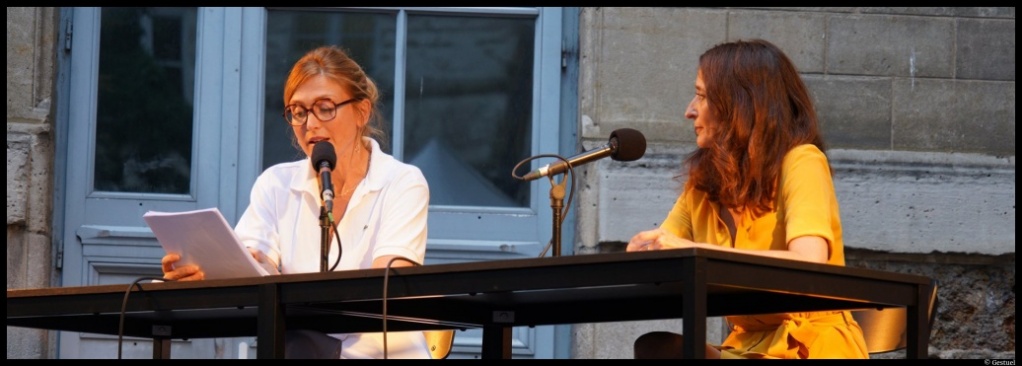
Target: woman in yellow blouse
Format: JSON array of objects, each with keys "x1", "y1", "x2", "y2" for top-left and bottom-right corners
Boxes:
[{"x1": 627, "y1": 39, "x2": 869, "y2": 359}]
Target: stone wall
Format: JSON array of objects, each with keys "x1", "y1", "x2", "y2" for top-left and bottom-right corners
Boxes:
[{"x1": 6, "y1": 6, "x2": 59, "y2": 360}]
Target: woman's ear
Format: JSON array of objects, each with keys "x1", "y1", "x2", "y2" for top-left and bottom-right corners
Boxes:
[{"x1": 355, "y1": 99, "x2": 372, "y2": 128}]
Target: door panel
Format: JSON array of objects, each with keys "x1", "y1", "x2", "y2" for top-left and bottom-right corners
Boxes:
[{"x1": 59, "y1": 7, "x2": 229, "y2": 358}]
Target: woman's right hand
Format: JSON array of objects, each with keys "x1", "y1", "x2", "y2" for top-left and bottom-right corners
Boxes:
[
  {"x1": 626, "y1": 228, "x2": 698, "y2": 252},
  {"x1": 161, "y1": 253, "x2": 205, "y2": 281},
  {"x1": 248, "y1": 247, "x2": 280, "y2": 275}
]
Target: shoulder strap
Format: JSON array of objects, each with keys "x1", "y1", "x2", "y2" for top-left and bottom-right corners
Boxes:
[{"x1": 718, "y1": 205, "x2": 738, "y2": 247}]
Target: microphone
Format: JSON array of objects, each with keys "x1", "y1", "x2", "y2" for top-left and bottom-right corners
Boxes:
[
  {"x1": 311, "y1": 141, "x2": 337, "y2": 212},
  {"x1": 523, "y1": 128, "x2": 646, "y2": 181}
]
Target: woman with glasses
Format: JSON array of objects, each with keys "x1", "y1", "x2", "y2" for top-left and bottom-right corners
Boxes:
[
  {"x1": 160, "y1": 45, "x2": 431, "y2": 359},
  {"x1": 627, "y1": 39, "x2": 869, "y2": 359}
]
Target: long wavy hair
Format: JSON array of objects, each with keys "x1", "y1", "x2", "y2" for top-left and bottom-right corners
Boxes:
[
  {"x1": 683, "y1": 39, "x2": 826, "y2": 217},
  {"x1": 283, "y1": 45, "x2": 387, "y2": 147}
]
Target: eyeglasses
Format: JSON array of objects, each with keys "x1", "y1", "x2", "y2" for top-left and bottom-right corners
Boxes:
[{"x1": 283, "y1": 98, "x2": 359, "y2": 126}]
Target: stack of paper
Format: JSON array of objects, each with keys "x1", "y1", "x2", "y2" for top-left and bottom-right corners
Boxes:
[{"x1": 143, "y1": 207, "x2": 278, "y2": 279}]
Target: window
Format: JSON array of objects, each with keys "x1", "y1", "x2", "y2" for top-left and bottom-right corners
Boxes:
[
  {"x1": 262, "y1": 8, "x2": 537, "y2": 208},
  {"x1": 94, "y1": 7, "x2": 197, "y2": 193}
]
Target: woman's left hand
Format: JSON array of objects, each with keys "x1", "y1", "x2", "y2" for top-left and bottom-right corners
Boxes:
[{"x1": 626, "y1": 228, "x2": 698, "y2": 252}]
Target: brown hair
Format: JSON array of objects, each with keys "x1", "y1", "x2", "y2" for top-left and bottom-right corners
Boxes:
[
  {"x1": 284, "y1": 45, "x2": 386, "y2": 146},
  {"x1": 684, "y1": 39, "x2": 825, "y2": 216}
]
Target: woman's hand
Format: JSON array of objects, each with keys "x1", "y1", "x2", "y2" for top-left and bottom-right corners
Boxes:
[
  {"x1": 627, "y1": 229, "x2": 831, "y2": 264},
  {"x1": 161, "y1": 253, "x2": 205, "y2": 281},
  {"x1": 248, "y1": 247, "x2": 280, "y2": 275},
  {"x1": 626, "y1": 229, "x2": 697, "y2": 252}
]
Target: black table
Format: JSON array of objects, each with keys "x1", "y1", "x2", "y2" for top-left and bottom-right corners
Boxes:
[{"x1": 7, "y1": 248, "x2": 934, "y2": 359}]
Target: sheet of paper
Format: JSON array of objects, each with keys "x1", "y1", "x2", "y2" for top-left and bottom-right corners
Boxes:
[{"x1": 143, "y1": 207, "x2": 277, "y2": 279}]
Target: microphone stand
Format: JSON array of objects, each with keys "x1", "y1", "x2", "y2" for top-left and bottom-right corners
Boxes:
[
  {"x1": 320, "y1": 206, "x2": 330, "y2": 272},
  {"x1": 547, "y1": 173, "x2": 569, "y2": 257}
]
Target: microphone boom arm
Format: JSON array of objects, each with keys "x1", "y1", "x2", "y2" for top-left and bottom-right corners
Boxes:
[{"x1": 512, "y1": 128, "x2": 645, "y2": 258}]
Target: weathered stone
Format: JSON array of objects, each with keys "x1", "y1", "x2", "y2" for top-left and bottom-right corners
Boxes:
[
  {"x1": 846, "y1": 249, "x2": 1015, "y2": 354},
  {"x1": 828, "y1": 15, "x2": 954, "y2": 78},
  {"x1": 8, "y1": 135, "x2": 30, "y2": 226},
  {"x1": 957, "y1": 19, "x2": 1016, "y2": 81}
]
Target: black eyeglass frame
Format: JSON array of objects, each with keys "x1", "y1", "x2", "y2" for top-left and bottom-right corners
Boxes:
[{"x1": 283, "y1": 98, "x2": 360, "y2": 126}]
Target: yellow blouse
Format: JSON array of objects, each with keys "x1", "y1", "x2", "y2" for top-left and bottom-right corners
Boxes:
[{"x1": 660, "y1": 144, "x2": 869, "y2": 359}]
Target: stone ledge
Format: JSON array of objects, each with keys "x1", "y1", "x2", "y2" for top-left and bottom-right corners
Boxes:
[{"x1": 846, "y1": 248, "x2": 1015, "y2": 266}]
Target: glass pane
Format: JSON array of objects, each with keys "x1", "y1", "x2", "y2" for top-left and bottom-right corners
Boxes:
[
  {"x1": 94, "y1": 7, "x2": 197, "y2": 194},
  {"x1": 263, "y1": 10, "x2": 397, "y2": 169},
  {"x1": 403, "y1": 14, "x2": 534, "y2": 208}
]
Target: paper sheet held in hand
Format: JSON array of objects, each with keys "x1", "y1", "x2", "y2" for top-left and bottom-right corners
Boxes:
[{"x1": 143, "y1": 207, "x2": 278, "y2": 279}]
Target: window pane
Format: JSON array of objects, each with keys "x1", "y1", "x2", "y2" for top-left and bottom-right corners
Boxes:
[
  {"x1": 263, "y1": 10, "x2": 397, "y2": 169},
  {"x1": 94, "y1": 7, "x2": 197, "y2": 194},
  {"x1": 403, "y1": 15, "x2": 534, "y2": 208}
]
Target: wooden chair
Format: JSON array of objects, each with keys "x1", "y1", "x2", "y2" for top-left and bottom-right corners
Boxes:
[
  {"x1": 424, "y1": 330, "x2": 456, "y2": 359},
  {"x1": 851, "y1": 280, "x2": 939, "y2": 355}
]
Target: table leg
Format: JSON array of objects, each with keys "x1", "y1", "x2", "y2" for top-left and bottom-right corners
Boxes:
[
  {"x1": 907, "y1": 283, "x2": 931, "y2": 359},
  {"x1": 481, "y1": 325, "x2": 512, "y2": 359},
  {"x1": 257, "y1": 283, "x2": 286, "y2": 359},
  {"x1": 152, "y1": 337, "x2": 171, "y2": 359},
  {"x1": 682, "y1": 257, "x2": 708, "y2": 359}
]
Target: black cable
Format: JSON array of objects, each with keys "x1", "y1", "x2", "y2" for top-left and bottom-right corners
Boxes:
[
  {"x1": 511, "y1": 154, "x2": 577, "y2": 257},
  {"x1": 119, "y1": 276, "x2": 174, "y2": 359},
  {"x1": 381, "y1": 257, "x2": 421, "y2": 359},
  {"x1": 328, "y1": 213, "x2": 343, "y2": 272}
]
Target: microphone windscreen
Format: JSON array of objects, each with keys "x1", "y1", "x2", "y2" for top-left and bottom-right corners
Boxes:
[
  {"x1": 609, "y1": 128, "x2": 646, "y2": 161},
  {"x1": 311, "y1": 141, "x2": 337, "y2": 170}
]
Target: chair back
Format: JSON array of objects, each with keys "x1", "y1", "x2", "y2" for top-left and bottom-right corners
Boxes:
[
  {"x1": 851, "y1": 280, "x2": 939, "y2": 354},
  {"x1": 424, "y1": 330, "x2": 455, "y2": 359}
]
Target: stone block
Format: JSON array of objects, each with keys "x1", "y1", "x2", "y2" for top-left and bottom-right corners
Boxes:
[
  {"x1": 804, "y1": 75, "x2": 892, "y2": 149},
  {"x1": 831, "y1": 149, "x2": 1015, "y2": 255},
  {"x1": 828, "y1": 15, "x2": 954, "y2": 78},
  {"x1": 891, "y1": 78, "x2": 958, "y2": 151},
  {"x1": 7, "y1": 326, "x2": 49, "y2": 359},
  {"x1": 727, "y1": 11, "x2": 826, "y2": 73},
  {"x1": 6, "y1": 7, "x2": 55, "y2": 122},
  {"x1": 738, "y1": 7, "x2": 855, "y2": 13},
  {"x1": 581, "y1": 7, "x2": 726, "y2": 139},
  {"x1": 955, "y1": 81, "x2": 1015, "y2": 156},
  {"x1": 8, "y1": 135, "x2": 30, "y2": 226},
  {"x1": 860, "y1": 7, "x2": 959, "y2": 16},
  {"x1": 26, "y1": 231, "x2": 52, "y2": 288},
  {"x1": 7, "y1": 8, "x2": 37, "y2": 119},
  {"x1": 596, "y1": 143, "x2": 690, "y2": 243},
  {"x1": 27, "y1": 132, "x2": 52, "y2": 232},
  {"x1": 956, "y1": 19, "x2": 1015, "y2": 81},
  {"x1": 893, "y1": 79, "x2": 1015, "y2": 155},
  {"x1": 7, "y1": 227, "x2": 26, "y2": 289},
  {"x1": 592, "y1": 119, "x2": 690, "y2": 145},
  {"x1": 953, "y1": 7, "x2": 1016, "y2": 18},
  {"x1": 7, "y1": 226, "x2": 52, "y2": 290}
]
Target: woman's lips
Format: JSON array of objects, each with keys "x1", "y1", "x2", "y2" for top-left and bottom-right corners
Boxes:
[{"x1": 308, "y1": 137, "x2": 329, "y2": 145}]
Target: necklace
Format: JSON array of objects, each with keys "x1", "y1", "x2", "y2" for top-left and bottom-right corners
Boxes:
[
  {"x1": 339, "y1": 180, "x2": 359, "y2": 199},
  {"x1": 331, "y1": 143, "x2": 371, "y2": 225},
  {"x1": 338, "y1": 148, "x2": 371, "y2": 199}
]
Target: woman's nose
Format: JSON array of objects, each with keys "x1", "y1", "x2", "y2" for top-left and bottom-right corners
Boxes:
[
  {"x1": 305, "y1": 114, "x2": 325, "y2": 130},
  {"x1": 684, "y1": 105, "x2": 696, "y2": 119}
]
